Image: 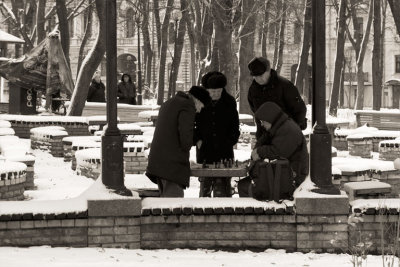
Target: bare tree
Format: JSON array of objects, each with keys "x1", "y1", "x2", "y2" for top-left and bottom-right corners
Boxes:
[
  {"x1": 153, "y1": 0, "x2": 162, "y2": 53},
  {"x1": 261, "y1": 1, "x2": 270, "y2": 58},
  {"x1": 372, "y1": 0, "x2": 382, "y2": 110},
  {"x1": 140, "y1": 0, "x2": 153, "y2": 89},
  {"x1": 388, "y1": 0, "x2": 400, "y2": 37},
  {"x1": 329, "y1": 0, "x2": 347, "y2": 116},
  {"x1": 295, "y1": 0, "x2": 312, "y2": 102},
  {"x1": 67, "y1": 0, "x2": 106, "y2": 116},
  {"x1": 156, "y1": 0, "x2": 174, "y2": 105},
  {"x1": 36, "y1": 0, "x2": 46, "y2": 44},
  {"x1": 238, "y1": 0, "x2": 256, "y2": 114},
  {"x1": 56, "y1": 0, "x2": 70, "y2": 67},
  {"x1": 275, "y1": 0, "x2": 287, "y2": 73},
  {"x1": 77, "y1": 3, "x2": 93, "y2": 75},
  {"x1": 168, "y1": 0, "x2": 189, "y2": 98},
  {"x1": 346, "y1": 0, "x2": 373, "y2": 110},
  {"x1": 272, "y1": 0, "x2": 281, "y2": 68}
]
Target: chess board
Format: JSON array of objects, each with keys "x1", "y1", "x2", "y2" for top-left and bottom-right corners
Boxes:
[{"x1": 190, "y1": 163, "x2": 248, "y2": 177}]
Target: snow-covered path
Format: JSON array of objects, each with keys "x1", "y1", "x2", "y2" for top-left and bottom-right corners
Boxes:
[{"x1": 0, "y1": 247, "x2": 393, "y2": 267}]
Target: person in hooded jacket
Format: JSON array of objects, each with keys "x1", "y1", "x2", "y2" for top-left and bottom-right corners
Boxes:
[
  {"x1": 194, "y1": 71, "x2": 240, "y2": 197},
  {"x1": 146, "y1": 86, "x2": 211, "y2": 197},
  {"x1": 87, "y1": 72, "x2": 106, "y2": 102},
  {"x1": 117, "y1": 73, "x2": 136, "y2": 105},
  {"x1": 238, "y1": 101, "x2": 309, "y2": 198},
  {"x1": 247, "y1": 57, "x2": 307, "y2": 139}
]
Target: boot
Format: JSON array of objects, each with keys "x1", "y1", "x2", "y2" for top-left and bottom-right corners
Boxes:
[
  {"x1": 199, "y1": 177, "x2": 213, "y2": 197},
  {"x1": 213, "y1": 178, "x2": 232, "y2": 197}
]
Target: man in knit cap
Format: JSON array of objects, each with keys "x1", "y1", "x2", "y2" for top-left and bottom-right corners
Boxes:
[
  {"x1": 194, "y1": 71, "x2": 240, "y2": 197},
  {"x1": 146, "y1": 86, "x2": 211, "y2": 197},
  {"x1": 238, "y1": 101, "x2": 309, "y2": 199},
  {"x1": 247, "y1": 57, "x2": 307, "y2": 139}
]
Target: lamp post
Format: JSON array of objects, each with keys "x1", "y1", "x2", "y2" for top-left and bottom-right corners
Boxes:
[
  {"x1": 136, "y1": 14, "x2": 143, "y2": 105},
  {"x1": 168, "y1": 9, "x2": 182, "y2": 99},
  {"x1": 310, "y1": 0, "x2": 340, "y2": 195},
  {"x1": 102, "y1": 0, "x2": 132, "y2": 196}
]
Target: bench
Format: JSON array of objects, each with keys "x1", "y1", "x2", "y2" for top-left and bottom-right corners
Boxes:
[{"x1": 355, "y1": 110, "x2": 400, "y2": 130}]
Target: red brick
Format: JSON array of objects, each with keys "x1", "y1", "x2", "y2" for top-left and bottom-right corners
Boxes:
[
  {"x1": 127, "y1": 226, "x2": 140, "y2": 234},
  {"x1": 249, "y1": 232, "x2": 276, "y2": 240},
  {"x1": 75, "y1": 219, "x2": 88, "y2": 227},
  {"x1": 100, "y1": 227, "x2": 115, "y2": 235}
]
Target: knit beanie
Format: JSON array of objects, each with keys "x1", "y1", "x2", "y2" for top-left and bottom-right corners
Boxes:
[
  {"x1": 248, "y1": 57, "x2": 271, "y2": 76},
  {"x1": 255, "y1": 102, "x2": 283, "y2": 124}
]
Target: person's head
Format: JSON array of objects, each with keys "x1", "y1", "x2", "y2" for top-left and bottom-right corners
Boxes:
[
  {"x1": 248, "y1": 57, "x2": 271, "y2": 85},
  {"x1": 201, "y1": 71, "x2": 227, "y2": 101},
  {"x1": 121, "y1": 73, "x2": 132, "y2": 83},
  {"x1": 93, "y1": 71, "x2": 101, "y2": 83},
  {"x1": 255, "y1": 102, "x2": 283, "y2": 131},
  {"x1": 188, "y1": 86, "x2": 211, "y2": 113}
]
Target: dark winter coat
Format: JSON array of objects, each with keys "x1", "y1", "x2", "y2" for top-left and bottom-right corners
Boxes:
[
  {"x1": 146, "y1": 91, "x2": 196, "y2": 188},
  {"x1": 248, "y1": 69, "x2": 307, "y2": 138},
  {"x1": 255, "y1": 111, "x2": 309, "y2": 187},
  {"x1": 87, "y1": 79, "x2": 106, "y2": 102},
  {"x1": 194, "y1": 89, "x2": 240, "y2": 164},
  {"x1": 117, "y1": 79, "x2": 136, "y2": 105}
]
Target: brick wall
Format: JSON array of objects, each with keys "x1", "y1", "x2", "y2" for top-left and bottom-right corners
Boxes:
[
  {"x1": 0, "y1": 103, "x2": 8, "y2": 113},
  {"x1": 0, "y1": 170, "x2": 26, "y2": 200},
  {"x1": 347, "y1": 138, "x2": 373, "y2": 158},
  {"x1": 10, "y1": 121, "x2": 89, "y2": 139}
]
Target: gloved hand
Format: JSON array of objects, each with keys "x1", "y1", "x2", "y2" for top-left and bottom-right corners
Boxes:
[{"x1": 299, "y1": 119, "x2": 308, "y2": 130}]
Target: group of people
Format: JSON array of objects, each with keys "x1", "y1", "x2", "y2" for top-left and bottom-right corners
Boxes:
[
  {"x1": 146, "y1": 56, "x2": 310, "y2": 199},
  {"x1": 87, "y1": 72, "x2": 137, "y2": 105}
]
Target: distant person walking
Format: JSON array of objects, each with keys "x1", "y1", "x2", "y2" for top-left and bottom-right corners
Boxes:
[
  {"x1": 247, "y1": 57, "x2": 307, "y2": 139},
  {"x1": 117, "y1": 73, "x2": 136, "y2": 105},
  {"x1": 146, "y1": 86, "x2": 211, "y2": 197},
  {"x1": 87, "y1": 72, "x2": 106, "y2": 102}
]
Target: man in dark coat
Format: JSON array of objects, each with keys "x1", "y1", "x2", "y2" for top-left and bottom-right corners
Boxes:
[
  {"x1": 87, "y1": 72, "x2": 106, "y2": 102},
  {"x1": 238, "y1": 102, "x2": 309, "y2": 198},
  {"x1": 146, "y1": 86, "x2": 211, "y2": 197},
  {"x1": 247, "y1": 57, "x2": 307, "y2": 139},
  {"x1": 194, "y1": 72, "x2": 240, "y2": 197},
  {"x1": 118, "y1": 73, "x2": 136, "y2": 105}
]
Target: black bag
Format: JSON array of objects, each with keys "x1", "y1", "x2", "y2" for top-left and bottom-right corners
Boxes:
[{"x1": 248, "y1": 159, "x2": 295, "y2": 201}]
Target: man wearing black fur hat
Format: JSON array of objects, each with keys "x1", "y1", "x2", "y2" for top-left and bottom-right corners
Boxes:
[
  {"x1": 194, "y1": 71, "x2": 240, "y2": 197},
  {"x1": 247, "y1": 57, "x2": 307, "y2": 139},
  {"x1": 146, "y1": 86, "x2": 211, "y2": 197}
]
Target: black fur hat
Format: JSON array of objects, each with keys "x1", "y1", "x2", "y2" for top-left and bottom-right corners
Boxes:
[
  {"x1": 201, "y1": 71, "x2": 227, "y2": 89},
  {"x1": 189, "y1": 86, "x2": 211, "y2": 105},
  {"x1": 248, "y1": 57, "x2": 271, "y2": 76}
]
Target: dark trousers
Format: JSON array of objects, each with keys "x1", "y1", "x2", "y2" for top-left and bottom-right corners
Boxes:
[
  {"x1": 238, "y1": 176, "x2": 252, "y2": 198},
  {"x1": 157, "y1": 178, "x2": 184, "y2": 198},
  {"x1": 199, "y1": 177, "x2": 232, "y2": 197}
]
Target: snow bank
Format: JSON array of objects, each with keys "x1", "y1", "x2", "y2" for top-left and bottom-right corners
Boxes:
[
  {"x1": 75, "y1": 148, "x2": 101, "y2": 161},
  {"x1": 63, "y1": 136, "x2": 101, "y2": 143},
  {"x1": 0, "y1": 120, "x2": 11, "y2": 128},
  {"x1": 142, "y1": 197, "x2": 291, "y2": 210},
  {"x1": 294, "y1": 175, "x2": 348, "y2": 199},
  {"x1": 332, "y1": 157, "x2": 395, "y2": 173},
  {"x1": 0, "y1": 114, "x2": 88, "y2": 123},
  {"x1": 0, "y1": 161, "x2": 27, "y2": 174},
  {"x1": 335, "y1": 124, "x2": 378, "y2": 137},
  {"x1": 138, "y1": 110, "x2": 159, "y2": 119},
  {"x1": 351, "y1": 198, "x2": 400, "y2": 212},
  {"x1": 240, "y1": 124, "x2": 256, "y2": 134},
  {"x1": 30, "y1": 126, "x2": 68, "y2": 137},
  {"x1": 0, "y1": 127, "x2": 15, "y2": 136},
  {"x1": 239, "y1": 114, "x2": 253, "y2": 120}
]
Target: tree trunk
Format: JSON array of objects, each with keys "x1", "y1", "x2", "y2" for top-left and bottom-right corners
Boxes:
[
  {"x1": 156, "y1": 0, "x2": 174, "y2": 105},
  {"x1": 167, "y1": 0, "x2": 188, "y2": 98},
  {"x1": 238, "y1": 0, "x2": 256, "y2": 114},
  {"x1": 36, "y1": 0, "x2": 46, "y2": 44},
  {"x1": 77, "y1": 4, "x2": 93, "y2": 76},
  {"x1": 141, "y1": 0, "x2": 153, "y2": 88},
  {"x1": 354, "y1": 0, "x2": 373, "y2": 110},
  {"x1": 186, "y1": 7, "x2": 197, "y2": 86},
  {"x1": 55, "y1": 0, "x2": 70, "y2": 67},
  {"x1": 261, "y1": 1, "x2": 270, "y2": 58},
  {"x1": 272, "y1": 0, "x2": 282, "y2": 68},
  {"x1": 153, "y1": 0, "x2": 162, "y2": 53},
  {"x1": 329, "y1": 0, "x2": 347, "y2": 116},
  {"x1": 295, "y1": 0, "x2": 312, "y2": 98},
  {"x1": 388, "y1": 0, "x2": 400, "y2": 37},
  {"x1": 275, "y1": 0, "x2": 287, "y2": 74},
  {"x1": 212, "y1": 0, "x2": 235, "y2": 96},
  {"x1": 67, "y1": 0, "x2": 106, "y2": 116},
  {"x1": 372, "y1": 0, "x2": 382, "y2": 110},
  {"x1": 339, "y1": 59, "x2": 345, "y2": 107}
]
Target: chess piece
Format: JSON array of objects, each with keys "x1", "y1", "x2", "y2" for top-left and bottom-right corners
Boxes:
[
  {"x1": 202, "y1": 160, "x2": 207, "y2": 168},
  {"x1": 228, "y1": 159, "x2": 232, "y2": 168},
  {"x1": 214, "y1": 162, "x2": 218, "y2": 168},
  {"x1": 235, "y1": 160, "x2": 238, "y2": 167}
]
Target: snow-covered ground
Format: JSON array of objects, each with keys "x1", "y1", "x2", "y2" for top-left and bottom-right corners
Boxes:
[{"x1": 0, "y1": 247, "x2": 394, "y2": 267}]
